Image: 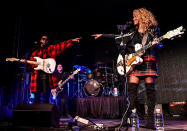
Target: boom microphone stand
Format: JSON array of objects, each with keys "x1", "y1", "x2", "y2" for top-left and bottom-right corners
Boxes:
[
  {"x1": 115, "y1": 25, "x2": 130, "y2": 99},
  {"x1": 115, "y1": 25, "x2": 135, "y2": 129}
]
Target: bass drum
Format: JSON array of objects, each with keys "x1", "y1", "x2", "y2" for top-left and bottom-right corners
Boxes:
[{"x1": 83, "y1": 79, "x2": 103, "y2": 96}]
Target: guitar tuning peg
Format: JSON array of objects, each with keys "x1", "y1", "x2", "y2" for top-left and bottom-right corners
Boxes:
[
  {"x1": 178, "y1": 35, "x2": 182, "y2": 37},
  {"x1": 171, "y1": 38, "x2": 174, "y2": 40}
]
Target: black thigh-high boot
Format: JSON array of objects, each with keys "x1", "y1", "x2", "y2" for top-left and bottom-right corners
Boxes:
[
  {"x1": 123, "y1": 83, "x2": 138, "y2": 126},
  {"x1": 128, "y1": 83, "x2": 139, "y2": 110},
  {"x1": 145, "y1": 83, "x2": 156, "y2": 129}
]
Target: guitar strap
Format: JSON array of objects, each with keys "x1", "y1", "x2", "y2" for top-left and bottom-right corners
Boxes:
[{"x1": 141, "y1": 32, "x2": 148, "y2": 46}]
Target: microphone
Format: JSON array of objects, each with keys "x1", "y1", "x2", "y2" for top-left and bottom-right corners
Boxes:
[
  {"x1": 32, "y1": 41, "x2": 40, "y2": 51},
  {"x1": 33, "y1": 41, "x2": 39, "y2": 45},
  {"x1": 126, "y1": 21, "x2": 132, "y2": 25}
]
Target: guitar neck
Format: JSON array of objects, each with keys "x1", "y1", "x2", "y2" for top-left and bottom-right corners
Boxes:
[
  {"x1": 59, "y1": 70, "x2": 80, "y2": 88},
  {"x1": 25, "y1": 60, "x2": 39, "y2": 65},
  {"x1": 11, "y1": 58, "x2": 39, "y2": 65},
  {"x1": 135, "y1": 36, "x2": 163, "y2": 55},
  {"x1": 61, "y1": 75, "x2": 72, "y2": 87}
]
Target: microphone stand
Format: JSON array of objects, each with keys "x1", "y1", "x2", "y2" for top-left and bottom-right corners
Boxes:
[
  {"x1": 115, "y1": 25, "x2": 132, "y2": 129},
  {"x1": 116, "y1": 25, "x2": 129, "y2": 99}
]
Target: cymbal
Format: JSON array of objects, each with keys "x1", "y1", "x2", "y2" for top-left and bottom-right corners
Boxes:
[
  {"x1": 73, "y1": 65, "x2": 80, "y2": 69},
  {"x1": 95, "y1": 61, "x2": 106, "y2": 65},
  {"x1": 78, "y1": 74, "x2": 87, "y2": 76},
  {"x1": 74, "y1": 65, "x2": 91, "y2": 74},
  {"x1": 98, "y1": 67, "x2": 112, "y2": 70},
  {"x1": 74, "y1": 65, "x2": 87, "y2": 69}
]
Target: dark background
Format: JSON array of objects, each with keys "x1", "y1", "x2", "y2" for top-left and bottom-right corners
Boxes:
[{"x1": 0, "y1": 0, "x2": 187, "y2": 109}]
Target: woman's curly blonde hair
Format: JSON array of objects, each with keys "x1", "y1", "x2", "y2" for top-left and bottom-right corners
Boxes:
[{"x1": 133, "y1": 8, "x2": 158, "y2": 31}]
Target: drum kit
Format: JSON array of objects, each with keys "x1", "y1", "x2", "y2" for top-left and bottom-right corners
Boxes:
[{"x1": 73, "y1": 63, "x2": 121, "y2": 97}]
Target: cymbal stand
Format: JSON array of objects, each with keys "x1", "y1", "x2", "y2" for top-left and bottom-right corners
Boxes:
[
  {"x1": 102, "y1": 66, "x2": 110, "y2": 96},
  {"x1": 111, "y1": 60, "x2": 118, "y2": 96},
  {"x1": 72, "y1": 72, "x2": 84, "y2": 98},
  {"x1": 109, "y1": 73, "x2": 115, "y2": 96},
  {"x1": 77, "y1": 72, "x2": 84, "y2": 98}
]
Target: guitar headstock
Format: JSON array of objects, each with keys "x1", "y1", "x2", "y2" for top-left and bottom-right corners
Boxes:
[
  {"x1": 163, "y1": 26, "x2": 185, "y2": 39},
  {"x1": 73, "y1": 68, "x2": 81, "y2": 75}
]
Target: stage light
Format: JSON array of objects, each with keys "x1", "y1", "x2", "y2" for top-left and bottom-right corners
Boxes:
[
  {"x1": 52, "y1": 96, "x2": 56, "y2": 100},
  {"x1": 29, "y1": 100, "x2": 33, "y2": 104},
  {"x1": 169, "y1": 101, "x2": 186, "y2": 107},
  {"x1": 30, "y1": 93, "x2": 35, "y2": 98},
  {"x1": 169, "y1": 101, "x2": 187, "y2": 117},
  {"x1": 29, "y1": 93, "x2": 35, "y2": 104}
]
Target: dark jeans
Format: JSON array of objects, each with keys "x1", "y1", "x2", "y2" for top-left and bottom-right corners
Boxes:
[
  {"x1": 34, "y1": 71, "x2": 50, "y2": 104},
  {"x1": 56, "y1": 87, "x2": 72, "y2": 117}
]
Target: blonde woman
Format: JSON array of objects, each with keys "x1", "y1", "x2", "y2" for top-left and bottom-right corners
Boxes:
[
  {"x1": 93, "y1": 8, "x2": 161, "y2": 129},
  {"x1": 122, "y1": 7, "x2": 161, "y2": 129}
]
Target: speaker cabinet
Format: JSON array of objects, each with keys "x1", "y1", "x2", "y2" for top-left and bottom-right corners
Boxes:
[{"x1": 13, "y1": 104, "x2": 59, "y2": 127}]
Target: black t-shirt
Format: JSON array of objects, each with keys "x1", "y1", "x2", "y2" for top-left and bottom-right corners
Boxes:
[
  {"x1": 54, "y1": 71, "x2": 71, "y2": 94},
  {"x1": 55, "y1": 71, "x2": 69, "y2": 82}
]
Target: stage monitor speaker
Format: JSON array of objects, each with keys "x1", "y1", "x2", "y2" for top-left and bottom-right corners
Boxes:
[{"x1": 13, "y1": 104, "x2": 59, "y2": 127}]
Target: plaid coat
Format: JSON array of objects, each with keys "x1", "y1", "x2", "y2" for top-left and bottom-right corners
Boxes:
[{"x1": 30, "y1": 40, "x2": 73, "y2": 92}]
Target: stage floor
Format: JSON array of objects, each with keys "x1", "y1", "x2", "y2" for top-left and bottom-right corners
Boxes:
[
  {"x1": 0, "y1": 118, "x2": 187, "y2": 131},
  {"x1": 59, "y1": 118, "x2": 187, "y2": 131}
]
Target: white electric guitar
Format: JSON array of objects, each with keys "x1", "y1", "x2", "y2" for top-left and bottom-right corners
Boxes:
[
  {"x1": 51, "y1": 68, "x2": 81, "y2": 97},
  {"x1": 6, "y1": 57, "x2": 56, "y2": 74},
  {"x1": 117, "y1": 26, "x2": 185, "y2": 75}
]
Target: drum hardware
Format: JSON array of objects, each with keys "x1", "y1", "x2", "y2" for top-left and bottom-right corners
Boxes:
[
  {"x1": 77, "y1": 62, "x2": 122, "y2": 97},
  {"x1": 87, "y1": 73, "x2": 93, "y2": 80},
  {"x1": 78, "y1": 74, "x2": 87, "y2": 82},
  {"x1": 100, "y1": 65, "x2": 111, "y2": 96},
  {"x1": 98, "y1": 66, "x2": 112, "y2": 70},
  {"x1": 83, "y1": 79, "x2": 103, "y2": 96},
  {"x1": 72, "y1": 65, "x2": 88, "y2": 98},
  {"x1": 108, "y1": 73, "x2": 114, "y2": 96},
  {"x1": 91, "y1": 63, "x2": 120, "y2": 96}
]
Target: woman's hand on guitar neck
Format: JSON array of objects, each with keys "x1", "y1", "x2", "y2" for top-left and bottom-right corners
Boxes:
[{"x1": 152, "y1": 38, "x2": 159, "y2": 46}]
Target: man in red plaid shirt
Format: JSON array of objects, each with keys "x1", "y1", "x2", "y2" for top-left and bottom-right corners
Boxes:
[{"x1": 29, "y1": 34, "x2": 80, "y2": 104}]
